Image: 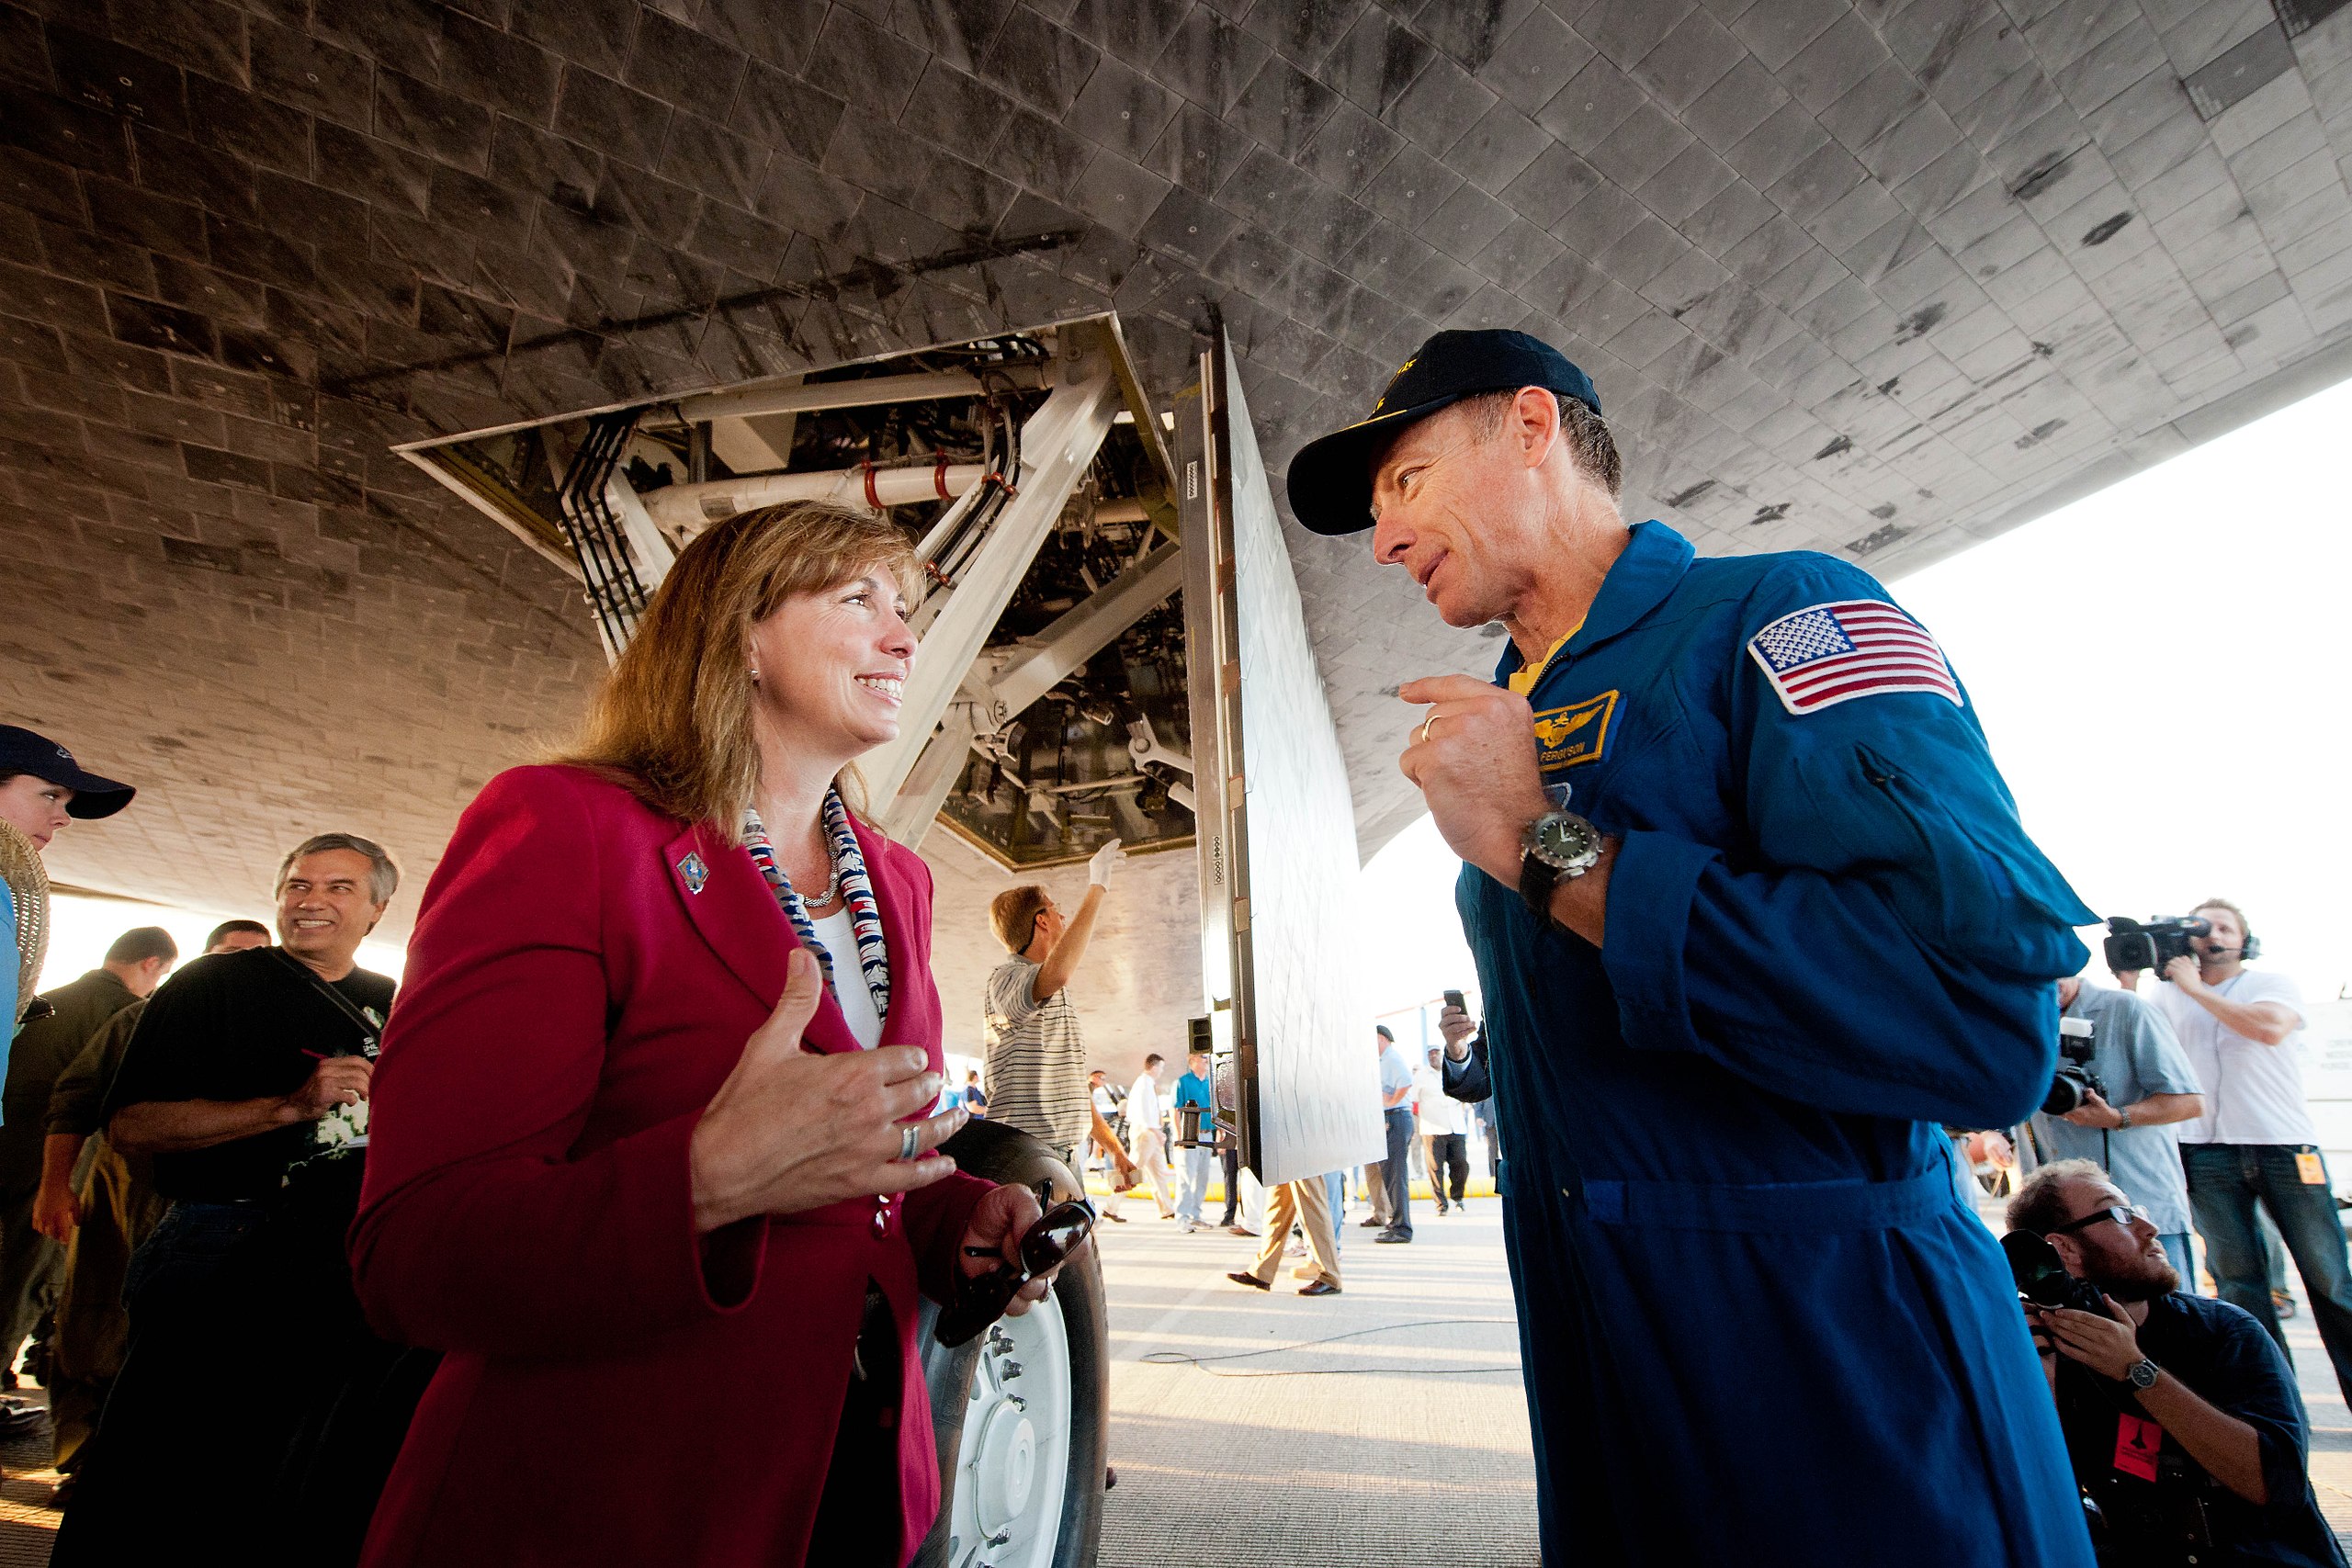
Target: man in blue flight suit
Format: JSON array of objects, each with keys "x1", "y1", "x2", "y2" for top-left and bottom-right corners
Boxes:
[{"x1": 1286, "y1": 329, "x2": 2098, "y2": 1566}]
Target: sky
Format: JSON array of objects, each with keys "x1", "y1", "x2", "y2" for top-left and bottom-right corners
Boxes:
[
  {"x1": 32, "y1": 371, "x2": 2352, "y2": 1030},
  {"x1": 1357, "y1": 369, "x2": 2352, "y2": 1021}
]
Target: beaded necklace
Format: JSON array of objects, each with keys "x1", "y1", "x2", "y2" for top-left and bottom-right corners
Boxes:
[{"x1": 742, "y1": 790, "x2": 891, "y2": 1028}]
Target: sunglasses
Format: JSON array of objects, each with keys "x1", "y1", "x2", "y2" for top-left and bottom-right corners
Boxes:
[
  {"x1": 2049, "y1": 1203, "x2": 2150, "y2": 1235},
  {"x1": 934, "y1": 1181, "x2": 1095, "y2": 1348}
]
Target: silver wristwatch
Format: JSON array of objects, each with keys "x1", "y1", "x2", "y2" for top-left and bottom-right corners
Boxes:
[
  {"x1": 1518, "y1": 809, "x2": 1603, "y2": 926},
  {"x1": 2124, "y1": 1357, "x2": 2159, "y2": 1391}
]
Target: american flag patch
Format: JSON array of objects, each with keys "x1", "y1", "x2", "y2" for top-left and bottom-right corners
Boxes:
[{"x1": 1746, "y1": 599, "x2": 1961, "y2": 715}]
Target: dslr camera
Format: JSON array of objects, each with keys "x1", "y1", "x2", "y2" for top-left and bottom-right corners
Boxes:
[
  {"x1": 2101, "y1": 915, "x2": 2211, "y2": 975},
  {"x1": 2041, "y1": 1017, "x2": 2105, "y2": 1117}
]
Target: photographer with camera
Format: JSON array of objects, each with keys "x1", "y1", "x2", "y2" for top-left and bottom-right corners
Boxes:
[
  {"x1": 2019, "y1": 976, "x2": 2205, "y2": 1280},
  {"x1": 2007, "y1": 1160, "x2": 2346, "y2": 1566},
  {"x1": 2116, "y1": 900, "x2": 2352, "y2": 1404}
]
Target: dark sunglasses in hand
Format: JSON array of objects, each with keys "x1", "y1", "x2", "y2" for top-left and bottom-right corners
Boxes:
[{"x1": 934, "y1": 1182, "x2": 1095, "y2": 1348}]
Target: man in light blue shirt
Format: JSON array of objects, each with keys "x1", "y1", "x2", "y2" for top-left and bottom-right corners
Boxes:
[
  {"x1": 1375, "y1": 1027, "x2": 1417, "y2": 1243},
  {"x1": 2019, "y1": 976, "x2": 2204, "y2": 1280}
]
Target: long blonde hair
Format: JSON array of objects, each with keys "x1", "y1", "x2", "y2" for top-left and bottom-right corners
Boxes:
[{"x1": 562, "y1": 501, "x2": 919, "y2": 837}]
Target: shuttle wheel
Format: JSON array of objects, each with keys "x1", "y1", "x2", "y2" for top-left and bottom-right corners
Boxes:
[{"x1": 915, "y1": 1121, "x2": 1106, "y2": 1568}]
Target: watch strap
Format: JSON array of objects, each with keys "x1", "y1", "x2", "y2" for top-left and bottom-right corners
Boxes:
[
  {"x1": 2126, "y1": 1357, "x2": 2159, "y2": 1390},
  {"x1": 1518, "y1": 847, "x2": 1564, "y2": 927}
]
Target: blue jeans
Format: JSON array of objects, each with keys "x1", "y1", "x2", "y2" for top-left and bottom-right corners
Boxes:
[
  {"x1": 123, "y1": 1201, "x2": 270, "y2": 1332},
  {"x1": 1324, "y1": 1171, "x2": 1345, "y2": 1257},
  {"x1": 2183, "y1": 1143, "x2": 2352, "y2": 1404},
  {"x1": 1177, "y1": 1145, "x2": 1214, "y2": 1223}
]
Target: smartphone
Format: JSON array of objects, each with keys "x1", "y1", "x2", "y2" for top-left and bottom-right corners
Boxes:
[{"x1": 1443, "y1": 989, "x2": 1465, "y2": 1012}]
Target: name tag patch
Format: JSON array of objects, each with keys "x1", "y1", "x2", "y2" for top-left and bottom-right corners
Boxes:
[{"x1": 1532, "y1": 690, "x2": 1618, "y2": 772}]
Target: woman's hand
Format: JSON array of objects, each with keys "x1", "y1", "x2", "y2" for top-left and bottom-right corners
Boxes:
[
  {"x1": 689, "y1": 950, "x2": 967, "y2": 1234},
  {"x1": 960, "y1": 1183, "x2": 1057, "y2": 1317}
]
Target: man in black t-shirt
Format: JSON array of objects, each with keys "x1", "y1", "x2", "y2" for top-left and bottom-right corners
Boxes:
[
  {"x1": 2008, "y1": 1159, "x2": 2347, "y2": 1567},
  {"x1": 57, "y1": 833, "x2": 400, "y2": 1563}
]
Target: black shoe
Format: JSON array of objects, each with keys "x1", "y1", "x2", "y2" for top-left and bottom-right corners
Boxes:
[
  {"x1": 1375, "y1": 1229, "x2": 1412, "y2": 1244},
  {"x1": 1103, "y1": 1213, "x2": 1127, "y2": 1223},
  {"x1": 1359, "y1": 1216, "x2": 1385, "y2": 1227},
  {"x1": 1227, "y1": 1270, "x2": 1272, "y2": 1291},
  {"x1": 1299, "y1": 1279, "x2": 1341, "y2": 1297},
  {"x1": 1105, "y1": 1465, "x2": 1118, "y2": 1491}
]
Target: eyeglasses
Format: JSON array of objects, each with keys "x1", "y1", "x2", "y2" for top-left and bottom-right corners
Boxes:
[
  {"x1": 2050, "y1": 1203, "x2": 2150, "y2": 1235},
  {"x1": 934, "y1": 1182, "x2": 1096, "y2": 1348}
]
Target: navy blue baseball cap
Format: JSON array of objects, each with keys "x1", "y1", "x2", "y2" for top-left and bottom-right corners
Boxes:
[
  {"x1": 1285, "y1": 329, "x2": 1602, "y2": 536},
  {"x1": 0, "y1": 726, "x2": 133, "y2": 818}
]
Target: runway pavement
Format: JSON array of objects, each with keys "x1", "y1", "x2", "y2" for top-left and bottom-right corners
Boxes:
[{"x1": 1094, "y1": 1190, "x2": 1542, "y2": 1567}]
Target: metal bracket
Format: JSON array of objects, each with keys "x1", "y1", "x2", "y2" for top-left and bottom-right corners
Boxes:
[{"x1": 861, "y1": 357, "x2": 1125, "y2": 809}]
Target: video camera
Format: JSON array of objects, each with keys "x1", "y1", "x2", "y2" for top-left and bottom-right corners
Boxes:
[
  {"x1": 2041, "y1": 1017, "x2": 2105, "y2": 1117},
  {"x1": 2103, "y1": 915, "x2": 2221, "y2": 975}
]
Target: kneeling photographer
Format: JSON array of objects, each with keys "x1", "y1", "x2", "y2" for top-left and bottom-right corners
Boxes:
[
  {"x1": 2007, "y1": 1160, "x2": 2346, "y2": 1567},
  {"x1": 2018, "y1": 976, "x2": 2204, "y2": 1280}
]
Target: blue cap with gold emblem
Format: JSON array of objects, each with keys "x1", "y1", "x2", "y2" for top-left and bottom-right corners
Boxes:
[{"x1": 1284, "y1": 329, "x2": 1601, "y2": 536}]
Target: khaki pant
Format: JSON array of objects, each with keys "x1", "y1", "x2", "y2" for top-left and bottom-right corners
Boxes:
[
  {"x1": 1133, "y1": 1127, "x2": 1176, "y2": 1217},
  {"x1": 1363, "y1": 1161, "x2": 1392, "y2": 1225},
  {"x1": 51, "y1": 1138, "x2": 164, "y2": 1472},
  {"x1": 1246, "y1": 1178, "x2": 1340, "y2": 1289}
]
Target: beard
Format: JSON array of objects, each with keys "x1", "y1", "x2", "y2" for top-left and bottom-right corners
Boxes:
[{"x1": 2088, "y1": 1250, "x2": 2181, "y2": 1302}]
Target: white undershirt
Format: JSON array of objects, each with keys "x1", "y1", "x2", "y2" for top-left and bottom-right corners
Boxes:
[{"x1": 808, "y1": 906, "x2": 883, "y2": 1050}]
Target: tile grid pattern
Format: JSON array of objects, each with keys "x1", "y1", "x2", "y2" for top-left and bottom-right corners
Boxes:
[{"x1": 2, "y1": 0, "x2": 2350, "y2": 915}]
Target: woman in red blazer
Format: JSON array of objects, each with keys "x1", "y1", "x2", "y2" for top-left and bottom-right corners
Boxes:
[{"x1": 351, "y1": 502, "x2": 1053, "y2": 1567}]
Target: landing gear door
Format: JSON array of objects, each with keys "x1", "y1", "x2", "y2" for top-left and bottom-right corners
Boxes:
[{"x1": 1177, "y1": 326, "x2": 1385, "y2": 1189}]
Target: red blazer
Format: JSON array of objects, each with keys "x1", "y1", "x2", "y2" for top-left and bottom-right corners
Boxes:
[{"x1": 352, "y1": 765, "x2": 993, "y2": 1567}]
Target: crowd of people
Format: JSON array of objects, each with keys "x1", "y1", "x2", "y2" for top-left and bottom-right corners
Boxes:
[{"x1": 4, "y1": 319, "x2": 2348, "y2": 1567}]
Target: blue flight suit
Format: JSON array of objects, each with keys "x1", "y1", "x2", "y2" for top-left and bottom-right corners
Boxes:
[{"x1": 1452, "y1": 520, "x2": 2096, "y2": 1566}]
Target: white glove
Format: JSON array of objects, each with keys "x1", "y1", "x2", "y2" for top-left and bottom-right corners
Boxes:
[{"x1": 1088, "y1": 838, "x2": 1124, "y2": 889}]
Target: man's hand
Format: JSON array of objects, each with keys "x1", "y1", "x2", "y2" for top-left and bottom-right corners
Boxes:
[
  {"x1": 284, "y1": 1055, "x2": 374, "y2": 1122},
  {"x1": 1087, "y1": 838, "x2": 1124, "y2": 890},
  {"x1": 1439, "y1": 1006, "x2": 1477, "y2": 1059},
  {"x1": 959, "y1": 1182, "x2": 1059, "y2": 1317},
  {"x1": 30, "y1": 1180, "x2": 81, "y2": 1243},
  {"x1": 2164, "y1": 954, "x2": 2206, "y2": 994},
  {"x1": 1398, "y1": 675, "x2": 1551, "y2": 884},
  {"x1": 2061, "y1": 1089, "x2": 2124, "y2": 1130},
  {"x1": 2039, "y1": 1294, "x2": 2146, "y2": 1382}
]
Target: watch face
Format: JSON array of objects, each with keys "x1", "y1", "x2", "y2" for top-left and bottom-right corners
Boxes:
[{"x1": 1537, "y1": 814, "x2": 1598, "y2": 863}]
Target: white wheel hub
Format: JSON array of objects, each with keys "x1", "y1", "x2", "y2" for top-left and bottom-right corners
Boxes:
[{"x1": 947, "y1": 1288, "x2": 1072, "y2": 1568}]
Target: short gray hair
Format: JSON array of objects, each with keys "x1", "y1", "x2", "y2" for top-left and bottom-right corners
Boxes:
[
  {"x1": 277, "y1": 833, "x2": 400, "y2": 907},
  {"x1": 2005, "y1": 1157, "x2": 2107, "y2": 1237},
  {"x1": 1463, "y1": 389, "x2": 1623, "y2": 499}
]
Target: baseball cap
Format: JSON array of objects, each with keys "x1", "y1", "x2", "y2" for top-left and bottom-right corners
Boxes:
[
  {"x1": 0, "y1": 726, "x2": 134, "y2": 818},
  {"x1": 1284, "y1": 329, "x2": 1602, "y2": 536}
]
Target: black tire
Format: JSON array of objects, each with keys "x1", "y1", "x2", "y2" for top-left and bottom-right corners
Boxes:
[{"x1": 912, "y1": 1120, "x2": 1105, "y2": 1568}]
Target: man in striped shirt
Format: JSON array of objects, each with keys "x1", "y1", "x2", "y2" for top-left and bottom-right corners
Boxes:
[{"x1": 983, "y1": 840, "x2": 1136, "y2": 1186}]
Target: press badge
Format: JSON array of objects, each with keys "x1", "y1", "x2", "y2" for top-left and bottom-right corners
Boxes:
[
  {"x1": 2113, "y1": 1414, "x2": 2161, "y2": 1482},
  {"x1": 2299, "y1": 1150, "x2": 2327, "y2": 1185}
]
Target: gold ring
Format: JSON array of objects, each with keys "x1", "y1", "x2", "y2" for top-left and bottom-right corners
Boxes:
[{"x1": 1418, "y1": 715, "x2": 1439, "y2": 745}]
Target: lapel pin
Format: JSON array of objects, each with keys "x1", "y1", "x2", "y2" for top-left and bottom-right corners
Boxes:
[{"x1": 678, "y1": 852, "x2": 708, "y2": 895}]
